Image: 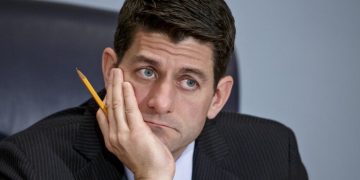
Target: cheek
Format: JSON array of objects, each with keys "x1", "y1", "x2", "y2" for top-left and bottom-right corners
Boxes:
[
  {"x1": 179, "y1": 96, "x2": 213, "y2": 135},
  {"x1": 178, "y1": 97, "x2": 211, "y2": 126},
  {"x1": 129, "y1": 80, "x2": 151, "y2": 107},
  {"x1": 178, "y1": 101, "x2": 208, "y2": 142},
  {"x1": 184, "y1": 92, "x2": 213, "y2": 112},
  {"x1": 121, "y1": 69, "x2": 150, "y2": 107}
]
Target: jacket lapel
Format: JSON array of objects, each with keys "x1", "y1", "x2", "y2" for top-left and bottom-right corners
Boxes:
[
  {"x1": 73, "y1": 89, "x2": 107, "y2": 161},
  {"x1": 73, "y1": 93, "x2": 125, "y2": 180},
  {"x1": 192, "y1": 118, "x2": 239, "y2": 180}
]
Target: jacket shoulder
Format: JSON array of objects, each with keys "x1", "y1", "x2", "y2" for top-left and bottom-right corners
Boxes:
[
  {"x1": 207, "y1": 111, "x2": 308, "y2": 179},
  {"x1": 213, "y1": 111, "x2": 294, "y2": 136},
  {"x1": 0, "y1": 105, "x2": 99, "y2": 179},
  {"x1": 0, "y1": 106, "x2": 94, "y2": 156}
]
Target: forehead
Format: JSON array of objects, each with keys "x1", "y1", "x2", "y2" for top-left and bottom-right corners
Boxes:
[{"x1": 123, "y1": 31, "x2": 214, "y2": 70}]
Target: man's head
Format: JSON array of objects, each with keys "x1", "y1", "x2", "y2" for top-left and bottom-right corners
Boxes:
[
  {"x1": 113, "y1": 0, "x2": 235, "y2": 86},
  {"x1": 101, "y1": 0, "x2": 236, "y2": 159}
]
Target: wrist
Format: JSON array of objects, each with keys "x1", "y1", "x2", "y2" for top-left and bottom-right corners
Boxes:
[
  {"x1": 135, "y1": 166, "x2": 175, "y2": 180},
  {"x1": 135, "y1": 173, "x2": 174, "y2": 180},
  {"x1": 136, "y1": 175, "x2": 173, "y2": 180}
]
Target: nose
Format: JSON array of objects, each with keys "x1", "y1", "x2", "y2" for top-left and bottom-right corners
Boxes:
[{"x1": 147, "y1": 79, "x2": 175, "y2": 114}]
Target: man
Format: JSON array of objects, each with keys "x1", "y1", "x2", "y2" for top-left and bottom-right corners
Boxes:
[{"x1": 0, "y1": 0, "x2": 308, "y2": 179}]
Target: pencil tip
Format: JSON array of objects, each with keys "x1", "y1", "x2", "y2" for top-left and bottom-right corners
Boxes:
[{"x1": 76, "y1": 67, "x2": 85, "y2": 79}]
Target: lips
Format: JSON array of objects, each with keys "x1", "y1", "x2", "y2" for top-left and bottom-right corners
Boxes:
[{"x1": 144, "y1": 120, "x2": 172, "y2": 129}]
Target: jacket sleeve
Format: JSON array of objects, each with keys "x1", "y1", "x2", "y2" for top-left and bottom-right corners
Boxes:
[
  {"x1": 288, "y1": 129, "x2": 308, "y2": 180},
  {"x1": 0, "y1": 140, "x2": 36, "y2": 180}
]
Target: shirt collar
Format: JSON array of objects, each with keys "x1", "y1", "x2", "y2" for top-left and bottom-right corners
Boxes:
[{"x1": 125, "y1": 141, "x2": 195, "y2": 180}]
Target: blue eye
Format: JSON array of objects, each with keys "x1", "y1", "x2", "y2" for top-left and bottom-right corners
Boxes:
[
  {"x1": 180, "y1": 79, "x2": 198, "y2": 90},
  {"x1": 186, "y1": 79, "x2": 196, "y2": 87},
  {"x1": 137, "y1": 68, "x2": 156, "y2": 79}
]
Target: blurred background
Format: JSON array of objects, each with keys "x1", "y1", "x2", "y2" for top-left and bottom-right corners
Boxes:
[{"x1": 2, "y1": 0, "x2": 360, "y2": 179}]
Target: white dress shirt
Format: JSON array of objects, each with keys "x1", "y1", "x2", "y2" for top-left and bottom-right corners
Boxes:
[{"x1": 125, "y1": 141, "x2": 195, "y2": 180}]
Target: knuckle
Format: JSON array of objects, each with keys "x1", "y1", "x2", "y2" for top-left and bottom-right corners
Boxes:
[
  {"x1": 96, "y1": 110, "x2": 104, "y2": 120},
  {"x1": 125, "y1": 105, "x2": 136, "y2": 114},
  {"x1": 105, "y1": 102, "x2": 111, "y2": 109},
  {"x1": 112, "y1": 100, "x2": 123, "y2": 110},
  {"x1": 105, "y1": 140, "x2": 112, "y2": 150},
  {"x1": 109, "y1": 133, "x2": 117, "y2": 144}
]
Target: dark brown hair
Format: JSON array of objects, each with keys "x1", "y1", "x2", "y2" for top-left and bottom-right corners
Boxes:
[{"x1": 114, "y1": 0, "x2": 236, "y2": 86}]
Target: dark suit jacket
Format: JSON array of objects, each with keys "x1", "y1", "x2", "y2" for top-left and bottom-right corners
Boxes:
[{"x1": 0, "y1": 98, "x2": 308, "y2": 180}]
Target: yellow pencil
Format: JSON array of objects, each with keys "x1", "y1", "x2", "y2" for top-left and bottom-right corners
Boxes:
[{"x1": 76, "y1": 68, "x2": 107, "y2": 115}]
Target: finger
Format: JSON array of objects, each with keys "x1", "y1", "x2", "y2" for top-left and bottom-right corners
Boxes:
[
  {"x1": 103, "y1": 95, "x2": 107, "y2": 114},
  {"x1": 112, "y1": 68, "x2": 129, "y2": 131},
  {"x1": 96, "y1": 108, "x2": 111, "y2": 149},
  {"x1": 106, "y1": 69, "x2": 119, "y2": 137},
  {"x1": 123, "y1": 81, "x2": 144, "y2": 130}
]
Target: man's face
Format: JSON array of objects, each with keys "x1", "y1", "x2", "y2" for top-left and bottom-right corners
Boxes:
[{"x1": 111, "y1": 31, "x2": 220, "y2": 159}]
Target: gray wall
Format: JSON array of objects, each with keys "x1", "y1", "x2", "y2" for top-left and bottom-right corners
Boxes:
[
  {"x1": 231, "y1": 1, "x2": 360, "y2": 180},
  {"x1": 48, "y1": 0, "x2": 360, "y2": 179}
]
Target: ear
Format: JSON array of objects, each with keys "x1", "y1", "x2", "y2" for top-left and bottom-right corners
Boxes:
[
  {"x1": 207, "y1": 75, "x2": 234, "y2": 119},
  {"x1": 102, "y1": 47, "x2": 118, "y2": 88}
]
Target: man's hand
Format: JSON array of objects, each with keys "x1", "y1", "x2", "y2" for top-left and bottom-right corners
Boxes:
[{"x1": 96, "y1": 68, "x2": 175, "y2": 180}]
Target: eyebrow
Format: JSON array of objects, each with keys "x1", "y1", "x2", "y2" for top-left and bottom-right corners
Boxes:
[
  {"x1": 131, "y1": 55, "x2": 160, "y2": 67},
  {"x1": 178, "y1": 67, "x2": 208, "y2": 82},
  {"x1": 131, "y1": 55, "x2": 209, "y2": 82}
]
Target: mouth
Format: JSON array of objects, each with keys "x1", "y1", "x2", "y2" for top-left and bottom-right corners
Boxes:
[{"x1": 144, "y1": 120, "x2": 173, "y2": 129}]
